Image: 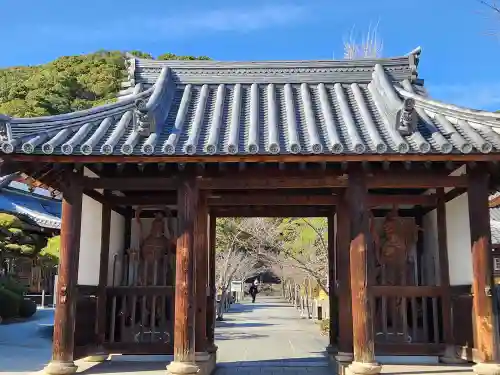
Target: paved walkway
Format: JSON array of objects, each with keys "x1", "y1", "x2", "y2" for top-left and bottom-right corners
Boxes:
[
  {"x1": 0, "y1": 308, "x2": 53, "y2": 375},
  {"x1": 215, "y1": 296, "x2": 331, "y2": 374},
  {"x1": 0, "y1": 297, "x2": 476, "y2": 374}
]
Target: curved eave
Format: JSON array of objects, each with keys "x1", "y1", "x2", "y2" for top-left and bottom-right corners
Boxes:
[{"x1": 394, "y1": 83, "x2": 500, "y2": 126}]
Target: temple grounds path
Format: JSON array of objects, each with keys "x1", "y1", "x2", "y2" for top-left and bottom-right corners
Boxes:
[{"x1": 0, "y1": 297, "x2": 476, "y2": 375}]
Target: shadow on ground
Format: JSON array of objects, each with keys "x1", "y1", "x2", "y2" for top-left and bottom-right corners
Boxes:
[
  {"x1": 0, "y1": 308, "x2": 53, "y2": 373},
  {"x1": 215, "y1": 331, "x2": 268, "y2": 341},
  {"x1": 216, "y1": 320, "x2": 274, "y2": 329}
]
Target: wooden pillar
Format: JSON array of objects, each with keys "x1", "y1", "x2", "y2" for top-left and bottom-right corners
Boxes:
[
  {"x1": 336, "y1": 197, "x2": 353, "y2": 356},
  {"x1": 327, "y1": 212, "x2": 337, "y2": 351},
  {"x1": 347, "y1": 166, "x2": 380, "y2": 375},
  {"x1": 95, "y1": 194, "x2": 111, "y2": 353},
  {"x1": 467, "y1": 166, "x2": 500, "y2": 373},
  {"x1": 195, "y1": 192, "x2": 209, "y2": 354},
  {"x1": 44, "y1": 170, "x2": 83, "y2": 375},
  {"x1": 167, "y1": 176, "x2": 199, "y2": 375},
  {"x1": 206, "y1": 213, "x2": 217, "y2": 350},
  {"x1": 123, "y1": 207, "x2": 132, "y2": 251},
  {"x1": 436, "y1": 188, "x2": 454, "y2": 358}
]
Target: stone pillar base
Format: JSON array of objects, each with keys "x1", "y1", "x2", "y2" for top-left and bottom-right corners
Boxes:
[
  {"x1": 43, "y1": 360, "x2": 78, "y2": 375},
  {"x1": 166, "y1": 361, "x2": 199, "y2": 375},
  {"x1": 439, "y1": 345, "x2": 467, "y2": 364},
  {"x1": 83, "y1": 354, "x2": 109, "y2": 362},
  {"x1": 473, "y1": 363, "x2": 500, "y2": 375},
  {"x1": 330, "y1": 352, "x2": 353, "y2": 375},
  {"x1": 195, "y1": 352, "x2": 211, "y2": 375},
  {"x1": 207, "y1": 344, "x2": 218, "y2": 374},
  {"x1": 347, "y1": 361, "x2": 382, "y2": 375}
]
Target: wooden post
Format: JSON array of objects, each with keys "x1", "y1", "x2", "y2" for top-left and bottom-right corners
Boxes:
[
  {"x1": 347, "y1": 166, "x2": 381, "y2": 375},
  {"x1": 94, "y1": 194, "x2": 111, "y2": 357},
  {"x1": 336, "y1": 197, "x2": 353, "y2": 357},
  {"x1": 467, "y1": 166, "x2": 500, "y2": 374},
  {"x1": 44, "y1": 169, "x2": 83, "y2": 375},
  {"x1": 195, "y1": 192, "x2": 209, "y2": 355},
  {"x1": 436, "y1": 188, "x2": 456, "y2": 362},
  {"x1": 206, "y1": 213, "x2": 217, "y2": 350},
  {"x1": 327, "y1": 212, "x2": 337, "y2": 351},
  {"x1": 166, "y1": 176, "x2": 199, "y2": 375}
]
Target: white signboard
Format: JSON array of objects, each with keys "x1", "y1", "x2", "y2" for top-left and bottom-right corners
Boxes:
[{"x1": 230, "y1": 280, "x2": 243, "y2": 293}]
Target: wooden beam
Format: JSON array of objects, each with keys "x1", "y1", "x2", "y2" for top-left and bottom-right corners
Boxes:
[
  {"x1": 212, "y1": 206, "x2": 417, "y2": 218},
  {"x1": 170, "y1": 176, "x2": 199, "y2": 371},
  {"x1": 212, "y1": 206, "x2": 332, "y2": 218},
  {"x1": 208, "y1": 194, "x2": 436, "y2": 207},
  {"x1": 347, "y1": 165, "x2": 379, "y2": 370},
  {"x1": 44, "y1": 169, "x2": 83, "y2": 374},
  {"x1": 83, "y1": 177, "x2": 179, "y2": 191},
  {"x1": 8, "y1": 153, "x2": 500, "y2": 164},
  {"x1": 107, "y1": 192, "x2": 436, "y2": 207},
  {"x1": 81, "y1": 172, "x2": 466, "y2": 191},
  {"x1": 467, "y1": 166, "x2": 499, "y2": 364}
]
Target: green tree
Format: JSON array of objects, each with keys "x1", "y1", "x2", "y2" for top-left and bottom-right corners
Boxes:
[
  {"x1": 0, "y1": 213, "x2": 48, "y2": 256},
  {"x1": 157, "y1": 53, "x2": 211, "y2": 61},
  {"x1": 0, "y1": 50, "x2": 211, "y2": 118},
  {"x1": 39, "y1": 235, "x2": 60, "y2": 264}
]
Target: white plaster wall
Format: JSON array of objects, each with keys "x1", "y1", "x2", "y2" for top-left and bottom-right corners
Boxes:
[
  {"x1": 108, "y1": 211, "x2": 125, "y2": 286},
  {"x1": 77, "y1": 194, "x2": 102, "y2": 285},
  {"x1": 445, "y1": 193, "x2": 473, "y2": 285},
  {"x1": 421, "y1": 193, "x2": 473, "y2": 286}
]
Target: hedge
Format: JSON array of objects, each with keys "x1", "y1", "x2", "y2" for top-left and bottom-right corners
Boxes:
[{"x1": 0, "y1": 288, "x2": 21, "y2": 319}]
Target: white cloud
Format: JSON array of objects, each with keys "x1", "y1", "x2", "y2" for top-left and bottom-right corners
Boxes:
[
  {"x1": 427, "y1": 82, "x2": 500, "y2": 111},
  {"x1": 31, "y1": 4, "x2": 309, "y2": 43}
]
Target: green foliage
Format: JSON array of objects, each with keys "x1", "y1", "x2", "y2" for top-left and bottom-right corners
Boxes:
[
  {"x1": 39, "y1": 235, "x2": 60, "y2": 262},
  {"x1": 18, "y1": 298, "x2": 37, "y2": 318},
  {"x1": 0, "y1": 51, "x2": 125, "y2": 117},
  {"x1": 0, "y1": 50, "x2": 211, "y2": 118},
  {"x1": 0, "y1": 213, "x2": 48, "y2": 256},
  {"x1": 279, "y1": 218, "x2": 327, "y2": 257},
  {"x1": 157, "y1": 53, "x2": 211, "y2": 61},
  {"x1": 0, "y1": 287, "x2": 21, "y2": 319},
  {"x1": 0, "y1": 275, "x2": 27, "y2": 296}
]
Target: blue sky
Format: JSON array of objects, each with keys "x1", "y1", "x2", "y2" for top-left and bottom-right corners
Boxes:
[{"x1": 3, "y1": 0, "x2": 500, "y2": 110}]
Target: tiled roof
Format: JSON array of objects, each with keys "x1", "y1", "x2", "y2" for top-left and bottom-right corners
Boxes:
[
  {"x1": 2, "y1": 50, "x2": 500, "y2": 157},
  {"x1": 0, "y1": 188, "x2": 61, "y2": 229}
]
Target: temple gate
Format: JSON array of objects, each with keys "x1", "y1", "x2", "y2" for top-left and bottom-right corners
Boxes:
[{"x1": 0, "y1": 48, "x2": 499, "y2": 375}]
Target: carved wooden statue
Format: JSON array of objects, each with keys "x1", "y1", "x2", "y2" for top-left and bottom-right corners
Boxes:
[
  {"x1": 135, "y1": 208, "x2": 176, "y2": 286},
  {"x1": 375, "y1": 206, "x2": 419, "y2": 286}
]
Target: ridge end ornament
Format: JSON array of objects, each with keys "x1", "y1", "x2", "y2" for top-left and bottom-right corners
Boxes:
[{"x1": 396, "y1": 98, "x2": 418, "y2": 136}]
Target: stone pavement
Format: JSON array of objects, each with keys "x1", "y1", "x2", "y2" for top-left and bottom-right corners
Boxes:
[
  {"x1": 215, "y1": 296, "x2": 331, "y2": 374},
  {"x1": 0, "y1": 297, "x2": 476, "y2": 375}
]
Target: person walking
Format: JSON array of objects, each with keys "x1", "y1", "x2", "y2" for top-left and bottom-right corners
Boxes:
[{"x1": 249, "y1": 280, "x2": 259, "y2": 303}]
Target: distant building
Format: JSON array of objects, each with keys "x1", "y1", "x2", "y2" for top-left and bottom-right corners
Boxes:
[
  {"x1": 0, "y1": 172, "x2": 61, "y2": 292},
  {"x1": 490, "y1": 193, "x2": 500, "y2": 283}
]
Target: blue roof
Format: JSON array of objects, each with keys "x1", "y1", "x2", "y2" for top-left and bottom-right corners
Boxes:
[{"x1": 0, "y1": 187, "x2": 61, "y2": 229}]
